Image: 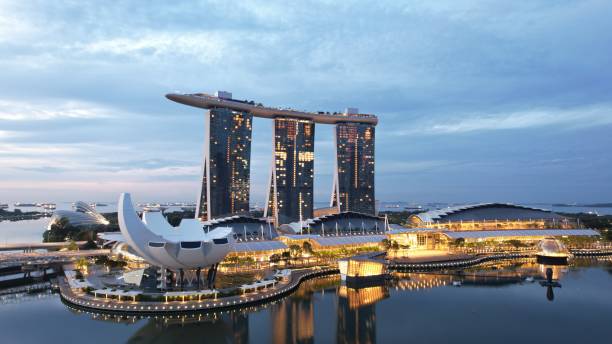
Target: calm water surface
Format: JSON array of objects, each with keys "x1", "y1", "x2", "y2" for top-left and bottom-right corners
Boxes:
[{"x1": 1, "y1": 259, "x2": 611, "y2": 343}]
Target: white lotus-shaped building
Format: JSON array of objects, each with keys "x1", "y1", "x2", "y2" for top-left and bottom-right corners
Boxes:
[{"x1": 118, "y1": 193, "x2": 234, "y2": 270}]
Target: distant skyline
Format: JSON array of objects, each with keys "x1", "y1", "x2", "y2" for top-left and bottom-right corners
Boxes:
[{"x1": 1, "y1": 1, "x2": 611, "y2": 204}]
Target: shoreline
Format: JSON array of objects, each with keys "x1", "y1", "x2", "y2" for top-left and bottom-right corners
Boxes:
[{"x1": 58, "y1": 249, "x2": 612, "y2": 315}]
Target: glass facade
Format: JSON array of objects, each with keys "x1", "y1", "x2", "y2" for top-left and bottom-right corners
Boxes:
[
  {"x1": 197, "y1": 107, "x2": 252, "y2": 220},
  {"x1": 333, "y1": 123, "x2": 375, "y2": 215},
  {"x1": 266, "y1": 117, "x2": 315, "y2": 225}
]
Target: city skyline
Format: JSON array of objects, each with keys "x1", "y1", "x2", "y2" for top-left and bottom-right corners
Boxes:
[{"x1": 1, "y1": 1, "x2": 612, "y2": 204}]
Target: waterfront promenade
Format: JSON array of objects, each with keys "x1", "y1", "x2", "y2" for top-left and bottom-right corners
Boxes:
[
  {"x1": 57, "y1": 248, "x2": 612, "y2": 315},
  {"x1": 59, "y1": 266, "x2": 338, "y2": 315}
]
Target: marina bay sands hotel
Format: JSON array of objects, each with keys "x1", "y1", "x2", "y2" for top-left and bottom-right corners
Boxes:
[{"x1": 166, "y1": 91, "x2": 377, "y2": 227}]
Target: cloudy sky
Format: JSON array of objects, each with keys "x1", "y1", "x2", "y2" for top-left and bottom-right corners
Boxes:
[{"x1": 1, "y1": 0, "x2": 611, "y2": 205}]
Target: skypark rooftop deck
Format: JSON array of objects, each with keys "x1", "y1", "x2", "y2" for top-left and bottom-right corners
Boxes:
[{"x1": 166, "y1": 92, "x2": 378, "y2": 125}]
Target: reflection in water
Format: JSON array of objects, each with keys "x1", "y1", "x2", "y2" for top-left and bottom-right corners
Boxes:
[
  {"x1": 547, "y1": 286, "x2": 555, "y2": 301},
  {"x1": 271, "y1": 294, "x2": 314, "y2": 344},
  {"x1": 269, "y1": 276, "x2": 339, "y2": 344},
  {"x1": 126, "y1": 312, "x2": 248, "y2": 344},
  {"x1": 56, "y1": 258, "x2": 611, "y2": 343},
  {"x1": 337, "y1": 285, "x2": 388, "y2": 344},
  {"x1": 539, "y1": 267, "x2": 562, "y2": 302}
]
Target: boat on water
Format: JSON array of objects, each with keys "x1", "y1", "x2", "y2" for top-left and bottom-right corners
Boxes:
[
  {"x1": 38, "y1": 203, "x2": 56, "y2": 210},
  {"x1": 536, "y1": 237, "x2": 572, "y2": 265},
  {"x1": 90, "y1": 202, "x2": 108, "y2": 207},
  {"x1": 14, "y1": 203, "x2": 36, "y2": 207}
]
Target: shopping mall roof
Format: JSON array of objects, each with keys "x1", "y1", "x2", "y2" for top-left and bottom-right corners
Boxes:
[
  {"x1": 441, "y1": 229, "x2": 599, "y2": 240},
  {"x1": 279, "y1": 234, "x2": 385, "y2": 247},
  {"x1": 231, "y1": 241, "x2": 288, "y2": 253},
  {"x1": 280, "y1": 211, "x2": 384, "y2": 234},
  {"x1": 311, "y1": 235, "x2": 385, "y2": 247},
  {"x1": 201, "y1": 215, "x2": 268, "y2": 227},
  {"x1": 411, "y1": 203, "x2": 564, "y2": 223},
  {"x1": 281, "y1": 234, "x2": 323, "y2": 240},
  {"x1": 387, "y1": 227, "x2": 438, "y2": 235}
]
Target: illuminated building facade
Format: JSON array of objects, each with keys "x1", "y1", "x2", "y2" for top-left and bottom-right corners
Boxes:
[
  {"x1": 271, "y1": 295, "x2": 314, "y2": 344},
  {"x1": 407, "y1": 203, "x2": 575, "y2": 230},
  {"x1": 166, "y1": 92, "x2": 379, "y2": 227},
  {"x1": 337, "y1": 285, "x2": 387, "y2": 344},
  {"x1": 265, "y1": 117, "x2": 315, "y2": 225},
  {"x1": 332, "y1": 121, "x2": 376, "y2": 215},
  {"x1": 197, "y1": 107, "x2": 252, "y2": 220}
]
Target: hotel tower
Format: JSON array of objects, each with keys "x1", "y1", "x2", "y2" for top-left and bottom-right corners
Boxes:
[
  {"x1": 166, "y1": 91, "x2": 378, "y2": 225},
  {"x1": 265, "y1": 117, "x2": 315, "y2": 225},
  {"x1": 196, "y1": 94, "x2": 253, "y2": 220},
  {"x1": 332, "y1": 114, "x2": 376, "y2": 215}
]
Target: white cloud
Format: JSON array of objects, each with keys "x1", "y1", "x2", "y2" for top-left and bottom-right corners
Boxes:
[
  {"x1": 77, "y1": 31, "x2": 258, "y2": 64},
  {"x1": 112, "y1": 165, "x2": 200, "y2": 178},
  {"x1": 0, "y1": 2, "x2": 37, "y2": 42},
  {"x1": 0, "y1": 143, "x2": 80, "y2": 156},
  {"x1": 390, "y1": 104, "x2": 612, "y2": 135},
  {"x1": 378, "y1": 160, "x2": 451, "y2": 174},
  {"x1": 0, "y1": 99, "x2": 115, "y2": 121},
  {"x1": 0, "y1": 130, "x2": 25, "y2": 139}
]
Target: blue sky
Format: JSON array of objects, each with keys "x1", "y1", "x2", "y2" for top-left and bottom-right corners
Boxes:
[{"x1": 1, "y1": 0, "x2": 611, "y2": 204}]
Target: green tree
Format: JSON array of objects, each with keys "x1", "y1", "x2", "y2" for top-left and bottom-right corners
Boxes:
[
  {"x1": 75, "y1": 257, "x2": 89, "y2": 272},
  {"x1": 507, "y1": 239, "x2": 522, "y2": 248},
  {"x1": 289, "y1": 244, "x2": 302, "y2": 258},
  {"x1": 67, "y1": 240, "x2": 79, "y2": 251},
  {"x1": 391, "y1": 240, "x2": 400, "y2": 250},
  {"x1": 281, "y1": 251, "x2": 291, "y2": 260},
  {"x1": 83, "y1": 239, "x2": 98, "y2": 250},
  {"x1": 269, "y1": 254, "x2": 281, "y2": 262},
  {"x1": 302, "y1": 241, "x2": 313, "y2": 254},
  {"x1": 381, "y1": 239, "x2": 391, "y2": 250},
  {"x1": 454, "y1": 238, "x2": 465, "y2": 247}
]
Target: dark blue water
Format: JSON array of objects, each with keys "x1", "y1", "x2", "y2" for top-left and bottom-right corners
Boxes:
[{"x1": 1, "y1": 259, "x2": 610, "y2": 343}]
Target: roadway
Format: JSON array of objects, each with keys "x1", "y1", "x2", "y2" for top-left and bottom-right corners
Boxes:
[
  {"x1": 0, "y1": 241, "x2": 88, "y2": 252},
  {"x1": 0, "y1": 249, "x2": 111, "y2": 266}
]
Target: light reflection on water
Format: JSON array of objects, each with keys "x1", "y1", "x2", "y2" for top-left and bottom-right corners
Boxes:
[{"x1": 0, "y1": 258, "x2": 611, "y2": 344}]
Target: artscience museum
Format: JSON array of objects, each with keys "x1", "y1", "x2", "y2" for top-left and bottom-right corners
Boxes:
[{"x1": 118, "y1": 193, "x2": 235, "y2": 287}]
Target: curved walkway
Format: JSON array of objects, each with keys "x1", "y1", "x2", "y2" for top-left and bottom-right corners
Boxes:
[
  {"x1": 389, "y1": 253, "x2": 532, "y2": 271},
  {"x1": 389, "y1": 249, "x2": 612, "y2": 271},
  {"x1": 59, "y1": 267, "x2": 338, "y2": 315},
  {"x1": 60, "y1": 249, "x2": 612, "y2": 314}
]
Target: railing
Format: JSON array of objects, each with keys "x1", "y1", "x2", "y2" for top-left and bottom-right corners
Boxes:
[{"x1": 59, "y1": 267, "x2": 339, "y2": 314}]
